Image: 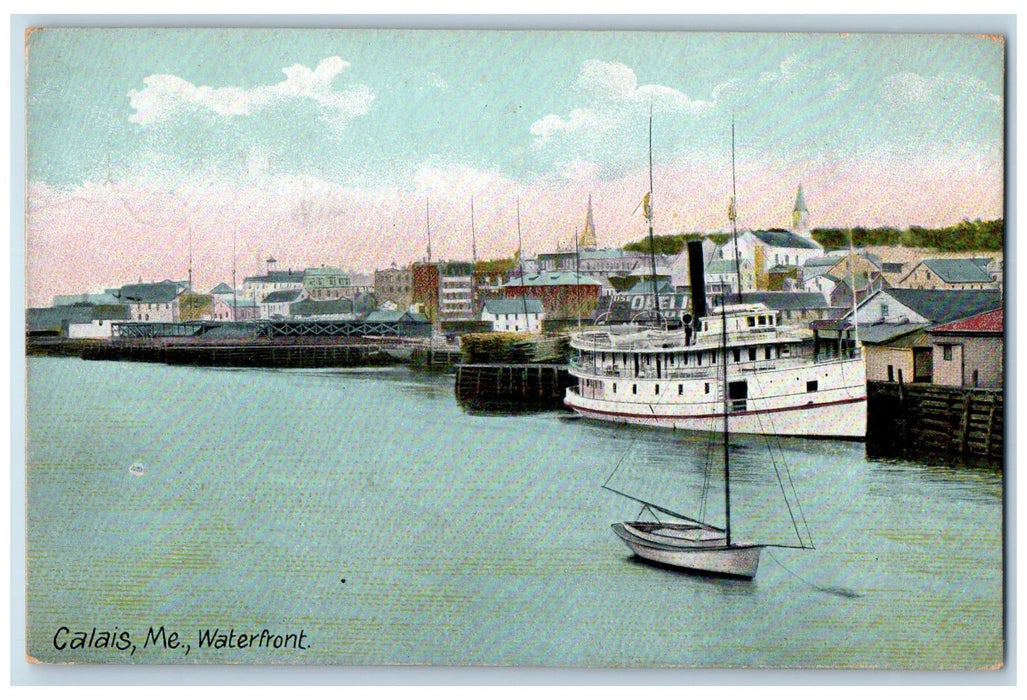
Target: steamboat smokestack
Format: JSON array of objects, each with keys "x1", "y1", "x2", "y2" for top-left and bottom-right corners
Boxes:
[{"x1": 687, "y1": 240, "x2": 707, "y2": 320}]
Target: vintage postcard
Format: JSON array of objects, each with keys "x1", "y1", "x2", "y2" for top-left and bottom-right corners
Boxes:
[{"x1": 20, "y1": 21, "x2": 1007, "y2": 675}]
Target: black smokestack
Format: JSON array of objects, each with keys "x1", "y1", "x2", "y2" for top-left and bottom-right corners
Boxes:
[{"x1": 687, "y1": 240, "x2": 706, "y2": 320}]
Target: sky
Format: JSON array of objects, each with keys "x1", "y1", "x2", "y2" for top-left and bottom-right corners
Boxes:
[{"x1": 23, "y1": 26, "x2": 1006, "y2": 307}]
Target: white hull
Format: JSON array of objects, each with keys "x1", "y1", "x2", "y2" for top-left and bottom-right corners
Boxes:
[
  {"x1": 566, "y1": 376, "x2": 866, "y2": 438},
  {"x1": 612, "y1": 522, "x2": 762, "y2": 578}
]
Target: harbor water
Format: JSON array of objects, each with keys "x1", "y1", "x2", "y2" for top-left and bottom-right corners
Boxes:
[{"x1": 24, "y1": 356, "x2": 1004, "y2": 669}]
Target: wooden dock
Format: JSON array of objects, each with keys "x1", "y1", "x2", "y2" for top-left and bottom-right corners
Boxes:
[
  {"x1": 866, "y1": 381, "x2": 1003, "y2": 465},
  {"x1": 77, "y1": 339, "x2": 400, "y2": 368},
  {"x1": 454, "y1": 363, "x2": 574, "y2": 410}
]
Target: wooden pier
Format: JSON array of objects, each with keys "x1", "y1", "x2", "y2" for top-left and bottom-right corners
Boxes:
[
  {"x1": 454, "y1": 363, "x2": 575, "y2": 410},
  {"x1": 78, "y1": 339, "x2": 400, "y2": 368},
  {"x1": 866, "y1": 381, "x2": 1003, "y2": 465}
]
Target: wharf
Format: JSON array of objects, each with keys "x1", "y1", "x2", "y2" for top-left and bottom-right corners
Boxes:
[
  {"x1": 866, "y1": 381, "x2": 1003, "y2": 465},
  {"x1": 454, "y1": 363, "x2": 574, "y2": 410}
]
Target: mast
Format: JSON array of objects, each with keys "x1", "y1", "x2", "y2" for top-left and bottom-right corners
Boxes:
[
  {"x1": 847, "y1": 228, "x2": 861, "y2": 358},
  {"x1": 426, "y1": 198, "x2": 433, "y2": 263},
  {"x1": 470, "y1": 195, "x2": 477, "y2": 263},
  {"x1": 730, "y1": 120, "x2": 742, "y2": 303},
  {"x1": 517, "y1": 199, "x2": 529, "y2": 329},
  {"x1": 646, "y1": 101, "x2": 661, "y2": 326},
  {"x1": 232, "y1": 223, "x2": 238, "y2": 322},
  {"x1": 722, "y1": 297, "x2": 732, "y2": 546},
  {"x1": 575, "y1": 199, "x2": 581, "y2": 329}
]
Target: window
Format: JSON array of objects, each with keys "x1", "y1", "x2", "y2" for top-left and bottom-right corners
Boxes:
[
  {"x1": 765, "y1": 347, "x2": 772, "y2": 360},
  {"x1": 632, "y1": 384, "x2": 637, "y2": 395},
  {"x1": 654, "y1": 385, "x2": 659, "y2": 395},
  {"x1": 807, "y1": 380, "x2": 818, "y2": 392},
  {"x1": 887, "y1": 365, "x2": 894, "y2": 382},
  {"x1": 748, "y1": 316, "x2": 756, "y2": 327},
  {"x1": 943, "y1": 345, "x2": 953, "y2": 361},
  {"x1": 732, "y1": 349, "x2": 740, "y2": 362},
  {"x1": 748, "y1": 348, "x2": 757, "y2": 361},
  {"x1": 704, "y1": 383, "x2": 710, "y2": 395},
  {"x1": 678, "y1": 384, "x2": 683, "y2": 395},
  {"x1": 612, "y1": 383, "x2": 617, "y2": 394}
]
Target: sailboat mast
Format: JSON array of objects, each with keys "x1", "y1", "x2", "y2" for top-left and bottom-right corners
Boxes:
[
  {"x1": 470, "y1": 196, "x2": 477, "y2": 263},
  {"x1": 232, "y1": 223, "x2": 238, "y2": 322},
  {"x1": 722, "y1": 300, "x2": 732, "y2": 547},
  {"x1": 426, "y1": 198, "x2": 433, "y2": 263},
  {"x1": 517, "y1": 199, "x2": 529, "y2": 327},
  {"x1": 647, "y1": 103, "x2": 661, "y2": 325},
  {"x1": 730, "y1": 120, "x2": 742, "y2": 303}
]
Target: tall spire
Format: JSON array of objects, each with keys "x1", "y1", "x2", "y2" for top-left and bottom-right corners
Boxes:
[
  {"x1": 579, "y1": 193, "x2": 597, "y2": 248},
  {"x1": 792, "y1": 183, "x2": 810, "y2": 237}
]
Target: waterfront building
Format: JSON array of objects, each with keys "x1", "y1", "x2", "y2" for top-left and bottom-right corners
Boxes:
[
  {"x1": 303, "y1": 266, "x2": 354, "y2": 300},
  {"x1": 115, "y1": 282, "x2": 183, "y2": 322},
  {"x1": 260, "y1": 289, "x2": 305, "y2": 319},
  {"x1": 898, "y1": 257, "x2": 997, "y2": 290},
  {"x1": 827, "y1": 288, "x2": 1002, "y2": 384},
  {"x1": 411, "y1": 261, "x2": 476, "y2": 323},
  {"x1": 241, "y1": 259, "x2": 305, "y2": 305},
  {"x1": 480, "y1": 297, "x2": 544, "y2": 333},
  {"x1": 502, "y1": 271, "x2": 602, "y2": 322},
  {"x1": 928, "y1": 308, "x2": 1003, "y2": 388},
  {"x1": 27, "y1": 303, "x2": 131, "y2": 338},
  {"x1": 226, "y1": 297, "x2": 260, "y2": 321},
  {"x1": 374, "y1": 264, "x2": 413, "y2": 309},
  {"x1": 715, "y1": 229, "x2": 825, "y2": 290}
]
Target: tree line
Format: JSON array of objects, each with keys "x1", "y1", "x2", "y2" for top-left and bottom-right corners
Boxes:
[{"x1": 623, "y1": 219, "x2": 1003, "y2": 255}]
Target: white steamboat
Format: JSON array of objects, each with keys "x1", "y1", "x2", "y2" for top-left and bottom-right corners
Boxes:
[{"x1": 564, "y1": 302, "x2": 866, "y2": 439}]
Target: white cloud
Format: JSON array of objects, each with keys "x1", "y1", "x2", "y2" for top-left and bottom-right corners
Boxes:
[
  {"x1": 530, "y1": 60, "x2": 711, "y2": 149},
  {"x1": 128, "y1": 56, "x2": 374, "y2": 131}
]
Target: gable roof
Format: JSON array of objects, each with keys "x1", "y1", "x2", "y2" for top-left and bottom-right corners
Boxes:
[
  {"x1": 737, "y1": 291, "x2": 832, "y2": 311},
  {"x1": 626, "y1": 279, "x2": 676, "y2": 295},
  {"x1": 209, "y1": 282, "x2": 235, "y2": 295},
  {"x1": 504, "y1": 272, "x2": 602, "y2": 287},
  {"x1": 882, "y1": 289, "x2": 1002, "y2": 325},
  {"x1": 922, "y1": 258, "x2": 994, "y2": 284},
  {"x1": 116, "y1": 282, "x2": 181, "y2": 304},
  {"x1": 929, "y1": 308, "x2": 1003, "y2": 335},
  {"x1": 261, "y1": 289, "x2": 303, "y2": 304},
  {"x1": 746, "y1": 228, "x2": 822, "y2": 250},
  {"x1": 363, "y1": 310, "x2": 430, "y2": 324},
  {"x1": 482, "y1": 298, "x2": 544, "y2": 315}
]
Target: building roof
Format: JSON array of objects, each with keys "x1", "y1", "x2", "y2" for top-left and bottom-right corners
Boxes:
[
  {"x1": 115, "y1": 282, "x2": 181, "y2": 304},
  {"x1": 707, "y1": 259, "x2": 742, "y2": 275},
  {"x1": 53, "y1": 291, "x2": 123, "y2": 306},
  {"x1": 881, "y1": 289, "x2": 1002, "y2": 325},
  {"x1": 243, "y1": 270, "x2": 305, "y2": 284},
  {"x1": 736, "y1": 291, "x2": 832, "y2": 311},
  {"x1": 290, "y1": 298, "x2": 356, "y2": 316},
  {"x1": 209, "y1": 282, "x2": 235, "y2": 295},
  {"x1": 917, "y1": 258, "x2": 994, "y2": 284},
  {"x1": 261, "y1": 289, "x2": 304, "y2": 304},
  {"x1": 504, "y1": 272, "x2": 602, "y2": 287},
  {"x1": 746, "y1": 228, "x2": 821, "y2": 250},
  {"x1": 482, "y1": 298, "x2": 544, "y2": 315},
  {"x1": 929, "y1": 308, "x2": 1003, "y2": 335},
  {"x1": 626, "y1": 279, "x2": 676, "y2": 296},
  {"x1": 26, "y1": 304, "x2": 131, "y2": 331},
  {"x1": 364, "y1": 310, "x2": 430, "y2": 324},
  {"x1": 856, "y1": 323, "x2": 930, "y2": 346}
]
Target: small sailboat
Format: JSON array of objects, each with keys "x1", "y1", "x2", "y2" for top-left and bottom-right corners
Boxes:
[{"x1": 128, "y1": 461, "x2": 146, "y2": 477}]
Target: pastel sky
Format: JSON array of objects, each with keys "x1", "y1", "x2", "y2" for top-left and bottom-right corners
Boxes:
[{"x1": 25, "y1": 28, "x2": 1005, "y2": 306}]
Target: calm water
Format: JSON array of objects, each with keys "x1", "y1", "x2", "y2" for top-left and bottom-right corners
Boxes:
[{"x1": 25, "y1": 356, "x2": 1004, "y2": 669}]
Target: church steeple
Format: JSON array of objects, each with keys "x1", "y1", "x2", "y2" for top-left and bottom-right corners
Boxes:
[
  {"x1": 578, "y1": 194, "x2": 597, "y2": 248},
  {"x1": 792, "y1": 184, "x2": 810, "y2": 237}
]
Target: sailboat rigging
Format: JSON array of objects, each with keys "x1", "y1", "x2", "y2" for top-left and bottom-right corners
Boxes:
[{"x1": 603, "y1": 119, "x2": 814, "y2": 578}]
